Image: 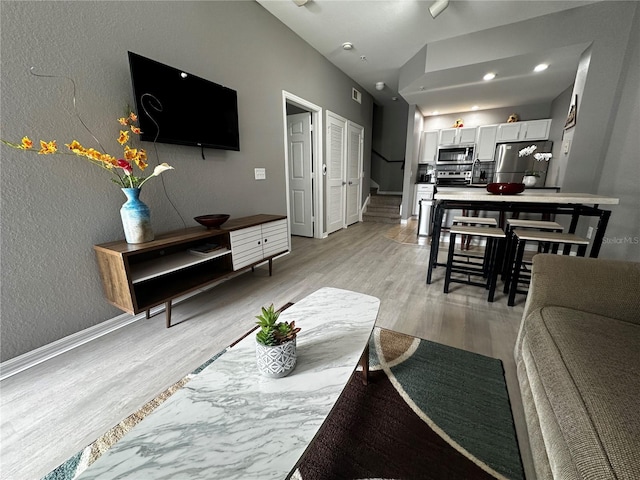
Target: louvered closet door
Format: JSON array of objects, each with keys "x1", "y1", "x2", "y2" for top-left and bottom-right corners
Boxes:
[
  {"x1": 345, "y1": 122, "x2": 363, "y2": 226},
  {"x1": 326, "y1": 112, "x2": 346, "y2": 234}
]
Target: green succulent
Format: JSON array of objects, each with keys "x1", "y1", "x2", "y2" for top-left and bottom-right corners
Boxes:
[{"x1": 255, "y1": 304, "x2": 301, "y2": 346}]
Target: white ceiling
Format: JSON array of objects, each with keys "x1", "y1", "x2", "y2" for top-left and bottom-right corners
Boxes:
[{"x1": 257, "y1": 0, "x2": 595, "y2": 115}]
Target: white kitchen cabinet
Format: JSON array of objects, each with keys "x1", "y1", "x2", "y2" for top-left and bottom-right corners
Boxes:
[
  {"x1": 419, "y1": 130, "x2": 439, "y2": 164},
  {"x1": 439, "y1": 127, "x2": 477, "y2": 145},
  {"x1": 476, "y1": 124, "x2": 498, "y2": 160},
  {"x1": 521, "y1": 119, "x2": 551, "y2": 140},
  {"x1": 230, "y1": 219, "x2": 288, "y2": 271},
  {"x1": 496, "y1": 119, "x2": 551, "y2": 142},
  {"x1": 496, "y1": 123, "x2": 522, "y2": 142}
]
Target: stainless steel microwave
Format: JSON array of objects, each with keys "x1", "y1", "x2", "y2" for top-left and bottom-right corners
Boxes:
[{"x1": 436, "y1": 145, "x2": 475, "y2": 165}]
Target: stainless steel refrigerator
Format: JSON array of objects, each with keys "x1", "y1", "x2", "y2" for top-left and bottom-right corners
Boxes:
[{"x1": 494, "y1": 140, "x2": 553, "y2": 184}]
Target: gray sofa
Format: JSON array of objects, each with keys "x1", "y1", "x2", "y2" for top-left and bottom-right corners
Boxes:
[{"x1": 515, "y1": 254, "x2": 640, "y2": 479}]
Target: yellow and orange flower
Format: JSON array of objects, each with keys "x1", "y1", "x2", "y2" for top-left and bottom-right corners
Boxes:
[
  {"x1": 2, "y1": 111, "x2": 172, "y2": 188},
  {"x1": 21, "y1": 136, "x2": 34, "y2": 149},
  {"x1": 38, "y1": 140, "x2": 57, "y2": 154},
  {"x1": 117, "y1": 130, "x2": 130, "y2": 145},
  {"x1": 66, "y1": 140, "x2": 85, "y2": 154}
]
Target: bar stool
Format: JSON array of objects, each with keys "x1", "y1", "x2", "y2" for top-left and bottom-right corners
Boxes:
[
  {"x1": 444, "y1": 225, "x2": 506, "y2": 302},
  {"x1": 502, "y1": 219, "x2": 564, "y2": 286},
  {"x1": 453, "y1": 216, "x2": 498, "y2": 250},
  {"x1": 507, "y1": 230, "x2": 589, "y2": 306},
  {"x1": 452, "y1": 216, "x2": 498, "y2": 274}
]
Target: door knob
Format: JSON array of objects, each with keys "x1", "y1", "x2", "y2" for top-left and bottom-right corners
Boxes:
[{"x1": 342, "y1": 181, "x2": 347, "y2": 186}]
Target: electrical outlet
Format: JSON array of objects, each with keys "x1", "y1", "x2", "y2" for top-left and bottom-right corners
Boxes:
[
  {"x1": 254, "y1": 168, "x2": 266, "y2": 180},
  {"x1": 587, "y1": 226, "x2": 594, "y2": 239}
]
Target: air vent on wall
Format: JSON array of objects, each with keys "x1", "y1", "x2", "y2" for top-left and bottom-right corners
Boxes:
[{"x1": 352, "y1": 88, "x2": 362, "y2": 104}]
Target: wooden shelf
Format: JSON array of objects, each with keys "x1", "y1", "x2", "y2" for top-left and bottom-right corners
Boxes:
[
  {"x1": 93, "y1": 214, "x2": 288, "y2": 328},
  {"x1": 131, "y1": 249, "x2": 231, "y2": 284}
]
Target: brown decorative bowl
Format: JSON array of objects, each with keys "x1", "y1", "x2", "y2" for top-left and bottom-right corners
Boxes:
[
  {"x1": 194, "y1": 214, "x2": 230, "y2": 228},
  {"x1": 486, "y1": 182, "x2": 525, "y2": 195}
]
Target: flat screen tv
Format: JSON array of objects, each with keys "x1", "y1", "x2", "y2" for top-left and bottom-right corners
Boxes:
[{"x1": 127, "y1": 51, "x2": 240, "y2": 151}]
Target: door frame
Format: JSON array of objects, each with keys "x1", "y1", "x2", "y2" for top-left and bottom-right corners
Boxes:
[{"x1": 282, "y1": 91, "x2": 325, "y2": 239}]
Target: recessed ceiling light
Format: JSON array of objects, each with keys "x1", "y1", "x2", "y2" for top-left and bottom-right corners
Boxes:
[
  {"x1": 342, "y1": 42, "x2": 354, "y2": 50},
  {"x1": 471, "y1": 105, "x2": 479, "y2": 111},
  {"x1": 534, "y1": 63, "x2": 549, "y2": 72},
  {"x1": 483, "y1": 73, "x2": 496, "y2": 81}
]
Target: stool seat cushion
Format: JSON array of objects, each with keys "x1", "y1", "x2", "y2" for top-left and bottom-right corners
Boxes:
[
  {"x1": 453, "y1": 216, "x2": 498, "y2": 226},
  {"x1": 507, "y1": 219, "x2": 563, "y2": 230},
  {"x1": 450, "y1": 225, "x2": 505, "y2": 238},
  {"x1": 513, "y1": 229, "x2": 589, "y2": 244}
]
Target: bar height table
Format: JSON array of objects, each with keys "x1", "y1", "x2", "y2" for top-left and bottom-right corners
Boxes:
[{"x1": 426, "y1": 192, "x2": 619, "y2": 284}]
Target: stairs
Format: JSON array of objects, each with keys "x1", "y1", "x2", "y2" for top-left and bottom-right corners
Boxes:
[{"x1": 363, "y1": 193, "x2": 402, "y2": 224}]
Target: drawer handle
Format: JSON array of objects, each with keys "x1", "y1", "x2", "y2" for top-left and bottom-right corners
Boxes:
[{"x1": 264, "y1": 238, "x2": 268, "y2": 243}]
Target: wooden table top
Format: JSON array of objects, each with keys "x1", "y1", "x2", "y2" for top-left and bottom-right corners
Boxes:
[{"x1": 434, "y1": 191, "x2": 620, "y2": 205}]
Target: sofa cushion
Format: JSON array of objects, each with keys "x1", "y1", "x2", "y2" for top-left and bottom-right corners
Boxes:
[{"x1": 521, "y1": 305, "x2": 640, "y2": 480}]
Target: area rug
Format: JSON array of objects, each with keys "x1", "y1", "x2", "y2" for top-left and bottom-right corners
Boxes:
[
  {"x1": 291, "y1": 328, "x2": 524, "y2": 480},
  {"x1": 43, "y1": 327, "x2": 523, "y2": 480}
]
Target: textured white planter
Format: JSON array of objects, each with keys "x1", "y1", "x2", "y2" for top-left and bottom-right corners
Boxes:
[
  {"x1": 255, "y1": 338, "x2": 297, "y2": 378},
  {"x1": 522, "y1": 175, "x2": 538, "y2": 187}
]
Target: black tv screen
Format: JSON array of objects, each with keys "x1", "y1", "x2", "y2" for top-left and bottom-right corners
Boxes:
[{"x1": 127, "y1": 51, "x2": 240, "y2": 151}]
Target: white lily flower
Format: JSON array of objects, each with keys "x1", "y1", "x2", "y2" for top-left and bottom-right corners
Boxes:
[{"x1": 138, "y1": 162, "x2": 174, "y2": 188}]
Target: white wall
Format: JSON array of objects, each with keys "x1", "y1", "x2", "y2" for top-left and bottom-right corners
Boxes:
[{"x1": 0, "y1": 1, "x2": 374, "y2": 361}]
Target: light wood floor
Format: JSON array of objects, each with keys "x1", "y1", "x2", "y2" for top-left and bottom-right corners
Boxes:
[{"x1": 0, "y1": 219, "x2": 534, "y2": 480}]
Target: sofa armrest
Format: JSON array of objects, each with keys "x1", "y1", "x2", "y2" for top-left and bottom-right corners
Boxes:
[{"x1": 522, "y1": 254, "x2": 640, "y2": 326}]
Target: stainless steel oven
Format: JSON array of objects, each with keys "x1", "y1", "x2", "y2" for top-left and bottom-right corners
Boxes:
[
  {"x1": 436, "y1": 170, "x2": 472, "y2": 186},
  {"x1": 436, "y1": 145, "x2": 475, "y2": 165}
]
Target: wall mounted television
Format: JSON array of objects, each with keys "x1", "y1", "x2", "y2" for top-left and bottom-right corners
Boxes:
[{"x1": 127, "y1": 51, "x2": 240, "y2": 151}]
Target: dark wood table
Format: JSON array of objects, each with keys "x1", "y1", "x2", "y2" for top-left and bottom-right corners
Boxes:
[{"x1": 426, "y1": 192, "x2": 619, "y2": 284}]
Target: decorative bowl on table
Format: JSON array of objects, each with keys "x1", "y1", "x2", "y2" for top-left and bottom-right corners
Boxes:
[
  {"x1": 194, "y1": 214, "x2": 230, "y2": 228},
  {"x1": 486, "y1": 183, "x2": 525, "y2": 195}
]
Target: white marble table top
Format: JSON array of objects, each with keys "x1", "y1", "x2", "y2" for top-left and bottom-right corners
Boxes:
[
  {"x1": 434, "y1": 191, "x2": 619, "y2": 205},
  {"x1": 78, "y1": 287, "x2": 380, "y2": 480}
]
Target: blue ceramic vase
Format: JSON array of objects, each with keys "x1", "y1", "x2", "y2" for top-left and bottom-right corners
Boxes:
[{"x1": 120, "y1": 188, "x2": 154, "y2": 244}]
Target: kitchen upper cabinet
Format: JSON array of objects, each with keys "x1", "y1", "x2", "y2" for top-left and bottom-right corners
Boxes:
[
  {"x1": 419, "y1": 130, "x2": 438, "y2": 164},
  {"x1": 476, "y1": 125, "x2": 498, "y2": 160},
  {"x1": 522, "y1": 119, "x2": 552, "y2": 140},
  {"x1": 496, "y1": 119, "x2": 551, "y2": 142},
  {"x1": 439, "y1": 127, "x2": 477, "y2": 145}
]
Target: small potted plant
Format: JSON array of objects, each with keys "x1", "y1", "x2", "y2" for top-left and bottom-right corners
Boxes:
[
  {"x1": 255, "y1": 304, "x2": 301, "y2": 378},
  {"x1": 522, "y1": 170, "x2": 540, "y2": 187}
]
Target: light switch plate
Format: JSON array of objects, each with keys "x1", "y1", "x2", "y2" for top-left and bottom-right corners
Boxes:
[{"x1": 254, "y1": 168, "x2": 266, "y2": 180}]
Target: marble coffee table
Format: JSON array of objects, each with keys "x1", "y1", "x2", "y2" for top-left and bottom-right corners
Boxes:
[{"x1": 78, "y1": 287, "x2": 380, "y2": 479}]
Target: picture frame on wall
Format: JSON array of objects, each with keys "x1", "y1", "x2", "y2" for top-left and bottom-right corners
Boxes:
[{"x1": 564, "y1": 94, "x2": 577, "y2": 130}]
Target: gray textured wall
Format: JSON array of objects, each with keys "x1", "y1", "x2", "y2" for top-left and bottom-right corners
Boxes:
[{"x1": 0, "y1": 1, "x2": 373, "y2": 361}]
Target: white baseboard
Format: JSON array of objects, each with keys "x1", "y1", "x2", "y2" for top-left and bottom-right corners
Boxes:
[
  {"x1": 0, "y1": 311, "x2": 149, "y2": 381},
  {"x1": 0, "y1": 274, "x2": 249, "y2": 381}
]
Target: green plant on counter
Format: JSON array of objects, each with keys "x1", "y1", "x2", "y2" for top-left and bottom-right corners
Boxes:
[{"x1": 255, "y1": 304, "x2": 301, "y2": 346}]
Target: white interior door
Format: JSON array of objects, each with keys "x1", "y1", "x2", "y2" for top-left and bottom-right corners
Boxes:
[
  {"x1": 326, "y1": 112, "x2": 346, "y2": 234},
  {"x1": 287, "y1": 113, "x2": 313, "y2": 237},
  {"x1": 345, "y1": 122, "x2": 363, "y2": 226}
]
